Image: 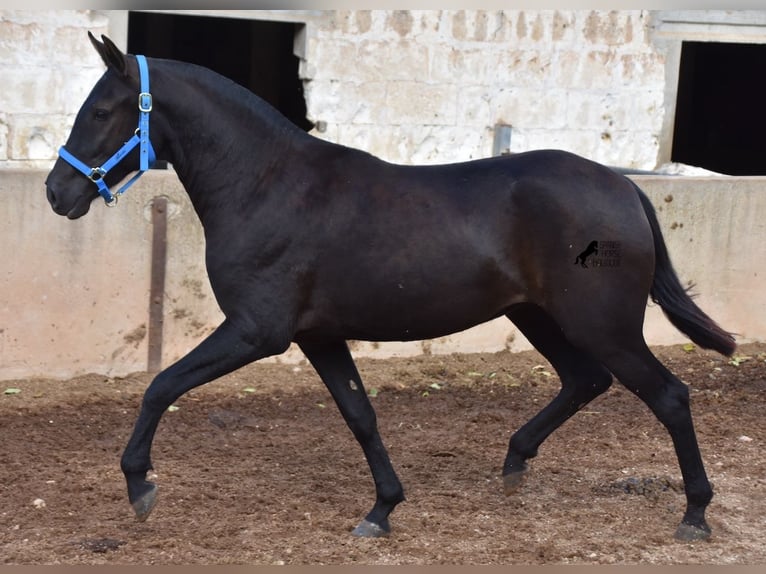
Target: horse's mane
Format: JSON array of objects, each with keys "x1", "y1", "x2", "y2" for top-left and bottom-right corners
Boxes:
[{"x1": 155, "y1": 56, "x2": 306, "y2": 138}]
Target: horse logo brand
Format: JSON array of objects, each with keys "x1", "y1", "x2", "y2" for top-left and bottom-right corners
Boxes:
[
  {"x1": 574, "y1": 240, "x2": 622, "y2": 268},
  {"x1": 574, "y1": 240, "x2": 599, "y2": 267}
]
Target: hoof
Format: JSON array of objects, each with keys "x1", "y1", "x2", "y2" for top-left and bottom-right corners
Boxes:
[
  {"x1": 503, "y1": 469, "x2": 528, "y2": 496},
  {"x1": 674, "y1": 521, "x2": 712, "y2": 542},
  {"x1": 352, "y1": 519, "x2": 390, "y2": 538},
  {"x1": 131, "y1": 483, "x2": 158, "y2": 522}
]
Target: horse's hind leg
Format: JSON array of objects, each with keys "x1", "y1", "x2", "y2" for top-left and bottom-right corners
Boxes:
[
  {"x1": 121, "y1": 319, "x2": 286, "y2": 521},
  {"x1": 297, "y1": 338, "x2": 405, "y2": 538},
  {"x1": 503, "y1": 304, "x2": 613, "y2": 492},
  {"x1": 593, "y1": 343, "x2": 714, "y2": 540}
]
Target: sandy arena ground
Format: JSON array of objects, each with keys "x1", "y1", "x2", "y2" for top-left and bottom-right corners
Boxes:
[{"x1": 2, "y1": 343, "x2": 764, "y2": 565}]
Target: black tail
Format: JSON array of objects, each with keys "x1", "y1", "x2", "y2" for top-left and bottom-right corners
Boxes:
[{"x1": 634, "y1": 183, "x2": 736, "y2": 356}]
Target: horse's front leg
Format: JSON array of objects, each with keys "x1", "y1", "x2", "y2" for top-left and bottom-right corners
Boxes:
[
  {"x1": 120, "y1": 318, "x2": 287, "y2": 521},
  {"x1": 298, "y1": 338, "x2": 405, "y2": 537}
]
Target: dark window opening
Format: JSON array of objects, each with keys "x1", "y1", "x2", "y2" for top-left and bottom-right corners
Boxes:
[
  {"x1": 671, "y1": 41, "x2": 766, "y2": 175},
  {"x1": 127, "y1": 11, "x2": 313, "y2": 136}
]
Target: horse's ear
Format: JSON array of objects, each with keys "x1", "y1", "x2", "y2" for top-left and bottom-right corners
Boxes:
[{"x1": 88, "y1": 31, "x2": 128, "y2": 77}]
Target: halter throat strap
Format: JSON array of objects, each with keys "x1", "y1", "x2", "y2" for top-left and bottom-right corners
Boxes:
[{"x1": 58, "y1": 54, "x2": 156, "y2": 206}]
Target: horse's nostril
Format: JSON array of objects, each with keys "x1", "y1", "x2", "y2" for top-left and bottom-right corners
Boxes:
[{"x1": 46, "y1": 185, "x2": 61, "y2": 210}]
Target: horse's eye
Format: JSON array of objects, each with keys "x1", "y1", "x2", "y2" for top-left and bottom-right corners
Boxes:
[{"x1": 94, "y1": 108, "x2": 110, "y2": 121}]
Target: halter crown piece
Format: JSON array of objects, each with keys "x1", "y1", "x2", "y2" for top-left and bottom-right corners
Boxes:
[{"x1": 58, "y1": 55, "x2": 156, "y2": 206}]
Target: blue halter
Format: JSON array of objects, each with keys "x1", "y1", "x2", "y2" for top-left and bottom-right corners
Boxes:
[{"x1": 58, "y1": 55, "x2": 156, "y2": 206}]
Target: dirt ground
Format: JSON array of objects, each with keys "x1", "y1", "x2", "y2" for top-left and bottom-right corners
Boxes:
[{"x1": 1, "y1": 342, "x2": 765, "y2": 565}]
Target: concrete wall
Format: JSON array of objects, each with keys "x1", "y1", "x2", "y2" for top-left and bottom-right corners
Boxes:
[
  {"x1": 1, "y1": 170, "x2": 221, "y2": 380},
  {"x1": 2, "y1": 170, "x2": 764, "y2": 381}
]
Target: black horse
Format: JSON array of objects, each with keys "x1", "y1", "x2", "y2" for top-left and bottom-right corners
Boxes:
[{"x1": 45, "y1": 35, "x2": 736, "y2": 542}]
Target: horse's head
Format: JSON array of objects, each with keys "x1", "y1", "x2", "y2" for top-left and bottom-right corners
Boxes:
[{"x1": 45, "y1": 33, "x2": 155, "y2": 219}]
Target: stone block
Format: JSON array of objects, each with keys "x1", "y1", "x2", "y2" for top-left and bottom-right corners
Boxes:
[
  {"x1": 7, "y1": 114, "x2": 69, "y2": 161},
  {"x1": 495, "y1": 49, "x2": 555, "y2": 88},
  {"x1": 581, "y1": 10, "x2": 645, "y2": 47},
  {"x1": 309, "y1": 40, "x2": 359, "y2": 81},
  {"x1": 355, "y1": 39, "x2": 430, "y2": 82},
  {"x1": 457, "y1": 86, "x2": 492, "y2": 127},
  {"x1": 450, "y1": 10, "x2": 510, "y2": 43},
  {"x1": 384, "y1": 81, "x2": 458, "y2": 126},
  {"x1": 616, "y1": 51, "x2": 666, "y2": 87},
  {"x1": 402, "y1": 125, "x2": 488, "y2": 164},
  {"x1": 490, "y1": 87, "x2": 568, "y2": 130},
  {"x1": 305, "y1": 80, "x2": 389, "y2": 125},
  {"x1": 554, "y1": 49, "x2": 619, "y2": 90}
]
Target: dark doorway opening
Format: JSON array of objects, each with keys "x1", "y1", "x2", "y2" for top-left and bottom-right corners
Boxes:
[
  {"x1": 127, "y1": 11, "x2": 313, "y2": 134},
  {"x1": 671, "y1": 41, "x2": 766, "y2": 175}
]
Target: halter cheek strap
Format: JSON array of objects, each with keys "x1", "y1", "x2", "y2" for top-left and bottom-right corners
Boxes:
[{"x1": 58, "y1": 54, "x2": 156, "y2": 206}]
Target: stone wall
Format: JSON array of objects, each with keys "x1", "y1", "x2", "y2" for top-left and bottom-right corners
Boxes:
[
  {"x1": 0, "y1": 10, "x2": 109, "y2": 169},
  {"x1": 303, "y1": 10, "x2": 665, "y2": 169},
  {"x1": 0, "y1": 9, "x2": 666, "y2": 172}
]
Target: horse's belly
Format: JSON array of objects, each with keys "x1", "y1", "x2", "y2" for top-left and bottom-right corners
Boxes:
[{"x1": 334, "y1": 288, "x2": 523, "y2": 342}]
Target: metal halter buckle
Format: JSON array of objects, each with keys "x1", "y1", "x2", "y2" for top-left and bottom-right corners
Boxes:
[{"x1": 138, "y1": 92, "x2": 153, "y2": 113}]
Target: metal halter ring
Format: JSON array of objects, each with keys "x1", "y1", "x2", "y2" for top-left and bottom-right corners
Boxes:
[{"x1": 88, "y1": 167, "x2": 106, "y2": 182}]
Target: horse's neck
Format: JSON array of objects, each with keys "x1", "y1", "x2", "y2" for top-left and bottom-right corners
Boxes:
[{"x1": 155, "y1": 61, "x2": 307, "y2": 215}]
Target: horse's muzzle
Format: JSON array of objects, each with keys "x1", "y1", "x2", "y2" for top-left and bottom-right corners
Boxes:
[{"x1": 45, "y1": 183, "x2": 92, "y2": 219}]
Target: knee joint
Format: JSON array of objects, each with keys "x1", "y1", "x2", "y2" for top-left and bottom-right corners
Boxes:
[{"x1": 142, "y1": 374, "x2": 178, "y2": 413}]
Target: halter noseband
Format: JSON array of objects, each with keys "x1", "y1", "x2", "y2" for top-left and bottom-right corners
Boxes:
[{"x1": 58, "y1": 55, "x2": 156, "y2": 206}]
